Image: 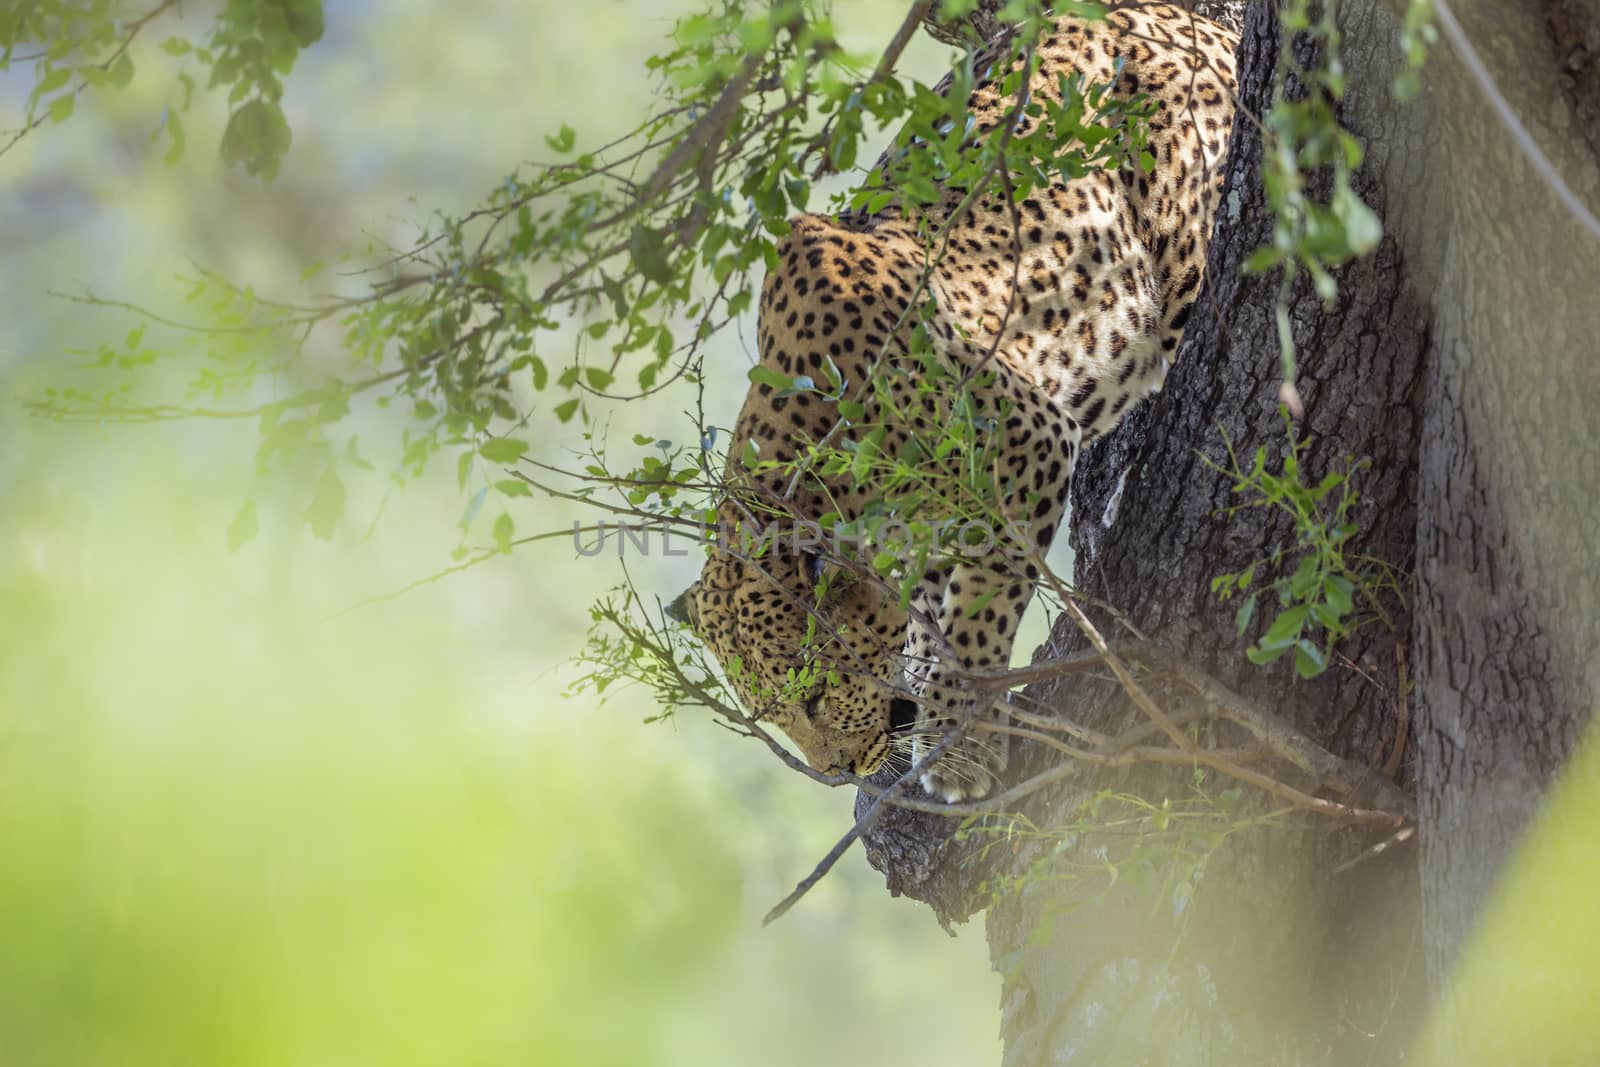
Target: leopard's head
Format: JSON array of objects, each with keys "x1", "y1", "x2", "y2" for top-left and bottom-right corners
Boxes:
[{"x1": 668, "y1": 540, "x2": 916, "y2": 777}]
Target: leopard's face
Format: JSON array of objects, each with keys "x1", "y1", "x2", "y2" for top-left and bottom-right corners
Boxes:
[{"x1": 674, "y1": 549, "x2": 917, "y2": 777}]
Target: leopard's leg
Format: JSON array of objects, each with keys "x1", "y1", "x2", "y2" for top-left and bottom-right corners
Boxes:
[
  {"x1": 908, "y1": 563, "x2": 1040, "y2": 801},
  {"x1": 901, "y1": 564, "x2": 954, "y2": 765},
  {"x1": 910, "y1": 404, "x2": 1080, "y2": 800}
]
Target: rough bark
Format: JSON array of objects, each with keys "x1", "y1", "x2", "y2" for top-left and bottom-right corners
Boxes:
[{"x1": 1412, "y1": 0, "x2": 1600, "y2": 992}]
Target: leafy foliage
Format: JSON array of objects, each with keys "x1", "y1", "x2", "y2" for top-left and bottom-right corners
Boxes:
[
  {"x1": 1, "y1": 0, "x2": 323, "y2": 169},
  {"x1": 1206, "y1": 411, "x2": 1404, "y2": 679},
  {"x1": 16, "y1": 0, "x2": 1435, "y2": 567},
  {"x1": 13, "y1": 0, "x2": 1160, "y2": 552}
]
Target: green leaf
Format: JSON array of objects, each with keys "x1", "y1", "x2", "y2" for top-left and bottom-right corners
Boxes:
[
  {"x1": 162, "y1": 110, "x2": 185, "y2": 165},
  {"x1": 1323, "y1": 575, "x2": 1355, "y2": 615},
  {"x1": 493, "y1": 512, "x2": 515, "y2": 554},
  {"x1": 851, "y1": 427, "x2": 886, "y2": 484},
  {"x1": 1234, "y1": 593, "x2": 1257, "y2": 635},
  {"x1": 460, "y1": 487, "x2": 488, "y2": 527},
  {"x1": 545, "y1": 123, "x2": 576, "y2": 153},
  {"x1": 1334, "y1": 186, "x2": 1382, "y2": 256},
  {"x1": 1245, "y1": 642, "x2": 1293, "y2": 666},
  {"x1": 108, "y1": 53, "x2": 134, "y2": 89},
  {"x1": 554, "y1": 398, "x2": 581, "y2": 423},
  {"x1": 304, "y1": 465, "x2": 345, "y2": 540},
  {"x1": 628, "y1": 224, "x2": 675, "y2": 286},
  {"x1": 1242, "y1": 246, "x2": 1283, "y2": 274},
  {"x1": 48, "y1": 94, "x2": 74, "y2": 123},
  {"x1": 585, "y1": 367, "x2": 614, "y2": 391},
  {"x1": 282, "y1": 0, "x2": 326, "y2": 46},
  {"x1": 1261, "y1": 604, "x2": 1310, "y2": 647},
  {"x1": 529, "y1": 355, "x2": 548, "y2": 391},
  {"x1": 1288, "y1": 556, "x2": 1320, "y2": 598},
  {"x1": 36, "y1": 68, "x2": 70, "y2": 95},
  {"x1": 480, "y1": 437, "x2": 530, "y2": 463},
  {"x1": 227, "y1": 499, "x2": 258, "y2": 551},
  {"x1": 600, "y1": 273, "x2": 628, "y2": 318},
  {"x1": 1313, "y1": 600, "x2": 1345, "y2": 630},
  {"x1": 220, "y1": 99, "x2": 292, "y2": 179},
  {"x1": 964, "y1": 588, "x2": 1002, "y2": 618},
  {"x1": 495, "y1": 479, "x2": 533, "y2": 497},
  {"x1": 746, "y1": 365, "x2": 792, "y2": 390},
  {"x1": 344, "y1": 435, "x2": 375, "y2": 471},
  {"x1": 1293, "y1": 639, "x2": 1328, "y2": 679}
]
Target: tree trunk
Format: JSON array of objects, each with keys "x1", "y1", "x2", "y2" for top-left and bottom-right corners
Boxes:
[
  {"x1": 857, "y1": 0, "x2": 1600, "y2": 1061},
  {"x1": 1410, "y1": 0, "x2": 1600, "y2": 994}
]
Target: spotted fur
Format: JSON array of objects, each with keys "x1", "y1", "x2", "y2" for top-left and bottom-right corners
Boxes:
[{"x1": 674, "y1": 5, "x2": 1238, "y2": 800}]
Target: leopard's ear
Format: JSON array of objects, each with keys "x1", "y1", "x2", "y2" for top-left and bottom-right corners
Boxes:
[{"x1": 664, "y1": 584, "x2": 700, "y2": 630}]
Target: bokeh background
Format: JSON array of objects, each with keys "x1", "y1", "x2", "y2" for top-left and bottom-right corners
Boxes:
[{"x1": 0, "y1": 3, "x2": 1005, "y2": 1063}]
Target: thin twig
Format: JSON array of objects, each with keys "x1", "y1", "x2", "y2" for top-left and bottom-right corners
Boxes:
[{"x1": 872, "y1": 0, "x2": 939, "y2": 85}]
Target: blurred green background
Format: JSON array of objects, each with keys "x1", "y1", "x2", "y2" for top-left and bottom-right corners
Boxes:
[{"x1": 0, "y1": 2, "x2": 1001, "y2": 1064}]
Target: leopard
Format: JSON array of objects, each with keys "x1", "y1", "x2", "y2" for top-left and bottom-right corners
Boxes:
[{"x1": 667, "y1": 4, "x2": 1238, "y2": 801}]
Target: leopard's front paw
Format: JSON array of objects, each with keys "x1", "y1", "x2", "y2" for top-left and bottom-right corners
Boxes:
[
  {"x1": 905, "y1": 680, "x2": 1012, "y2": 802},
  {"x1": 913, "y1": 708, "x2": 1009, "y2": 802},
  {"x1": 918, "y1": 751, "x2": 999, "y2": 803}
]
